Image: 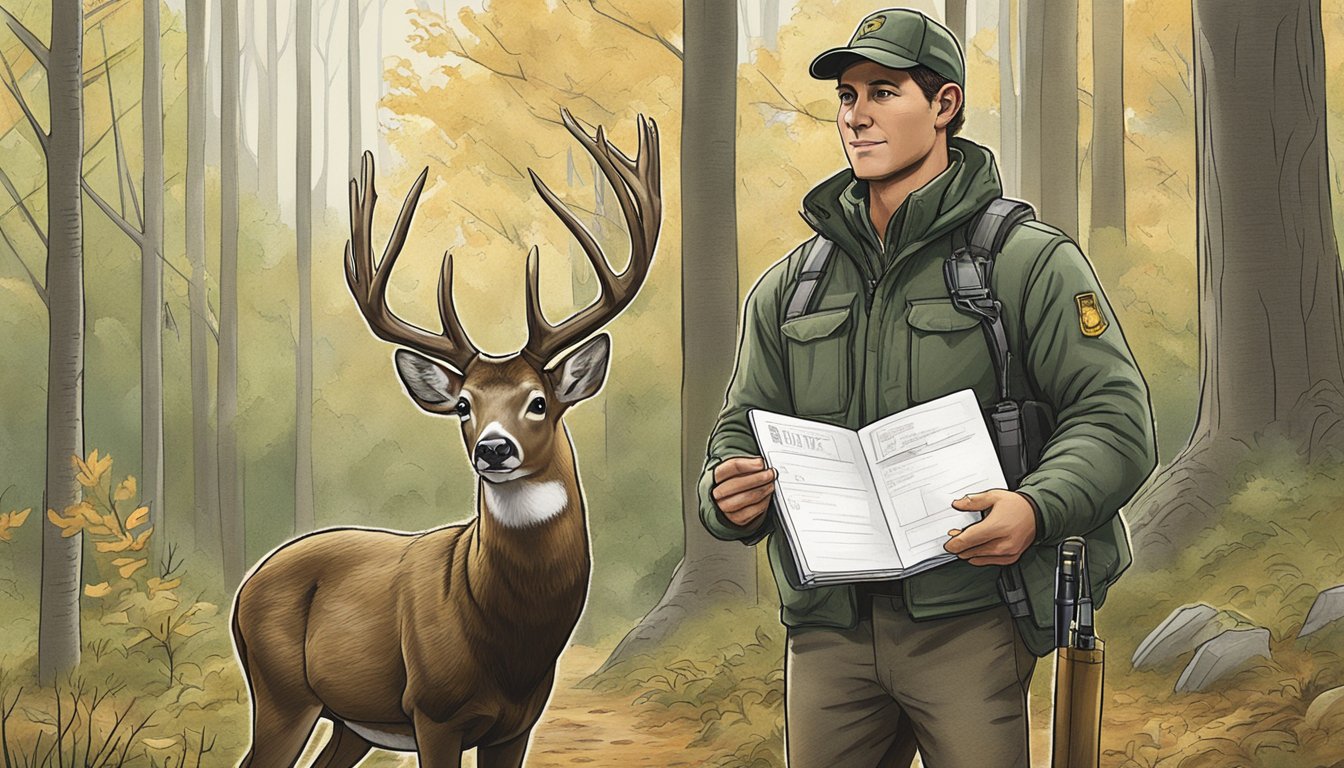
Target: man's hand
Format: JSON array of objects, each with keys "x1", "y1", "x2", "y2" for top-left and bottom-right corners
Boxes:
[
  {"x1": 943, "y1": 490, "x2": 1037, "y2": 566},
  {"x1": 712, "y1": 456, "x2": 778, "y2": 529}
]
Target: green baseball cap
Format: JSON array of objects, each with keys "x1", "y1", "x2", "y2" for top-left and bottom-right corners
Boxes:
[{"x1": 809, "y1": 8, "x2": 965, "y2": 86}]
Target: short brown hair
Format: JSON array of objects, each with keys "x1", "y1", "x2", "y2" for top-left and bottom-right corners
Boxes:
[{"x1": 908, "y1": 65, "x2": 965, "y2": 137}]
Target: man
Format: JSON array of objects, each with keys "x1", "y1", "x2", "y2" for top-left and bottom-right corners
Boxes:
[{"x1": 698, "y1": 8, "x2": 1156, "y2": 767}]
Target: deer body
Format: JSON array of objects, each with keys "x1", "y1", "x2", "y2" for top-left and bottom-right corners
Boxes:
[{"x1": 232, "y1": 112, "x2": 660, "y2": 768}]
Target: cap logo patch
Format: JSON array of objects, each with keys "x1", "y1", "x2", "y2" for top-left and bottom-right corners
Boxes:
[
  {"x1": 1075, "y1": 292, "x2": 1108, "y2": 337},
  {"x1": 860, "y1": 15, "x2": 886, "y2": 36}
]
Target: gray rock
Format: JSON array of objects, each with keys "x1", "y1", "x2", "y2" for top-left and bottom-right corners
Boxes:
[
  {"x1": 1299, "y1": 586, "x2": 1344, "y2": 638},
  {"x1": 1132, "y1": 603, "x2": 1255, "y2": 670},
  {"x1": 1174, "y1": 628, "x2": 1272, "y2": 692}
]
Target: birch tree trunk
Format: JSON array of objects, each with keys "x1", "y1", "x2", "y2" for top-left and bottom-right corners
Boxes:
[
  {"x1": 347, "y1": 0, "x2": 361, "y2": 177},
  {"x1": 1019, "y1": 0, "x2": 1043, "y2": 206},
  {"x1": 219, "y1": 0, "x2": 246, "y2": 588},
  {"x1": 296, "y1": 0, "x2": 315, "y2": 534},
  {"x1": 1130, "y1": 0, "x2": 1344, "y2": 562},
  {"x1": 260, "y1": 0, "x2": 280, "y2": 209},
  {"x1": 998, "y1": 0, "x2": 1018, "y2": 197},
  {"x1": 187, "y1": 0, "x2": 221, "y2": 556},
  {"x1": 1090, "y1": 0, "x2": 1126, "y2": 236},
  {"x1": 39, "y1": 0, "x2": 86, "y2": 686},
  {"x1": 590, "y1": 0, "x2": 753, "y2": 675},
  {"x1": 142, "y1": 0, "x2": 166, "y2": 553}
]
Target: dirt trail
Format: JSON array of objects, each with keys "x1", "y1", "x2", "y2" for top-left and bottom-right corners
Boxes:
[{"x1": 525, "y1": 645, "x2": 717, "y2": 767}]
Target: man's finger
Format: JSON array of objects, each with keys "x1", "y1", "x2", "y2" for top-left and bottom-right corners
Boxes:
[
  {"x1": 948, "y1": 537, "x2": 1013, "y2": 559},
  {"x1": 718, "y1": 481, "x2": 776, "y2": 514},
  {"x1": 967, "y1": 554, "x2": 1021, "y2": 567},
  {"x1": 942, "y1": 522, "x2": 1002, "y2": 553},
  {"x1": 724, "y1": 499, "x2": 769, "y2": 527},
  {"x1": 951, "y1": 490, "x2": 999, "y2": 511},
  {"x1": 714, "y1": 456, "x2": 767, "y2": 483},
  {"x1": 712, "y1": 468, "x2": 777, "y2": 502}
]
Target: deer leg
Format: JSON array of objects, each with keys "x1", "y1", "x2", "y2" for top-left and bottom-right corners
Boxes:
[
  {"x1": 310, "y1": 721, "x2": 374, "y2": 768},
  {"x1": 412, "y1": 711, "x2": 464, "y2": 768},
  {"x1": 477, "y1": 728, "x2": 532, "y2": 768},
  {"x1": 237, "y1": 665, "x2": 323, "y2": 768}
]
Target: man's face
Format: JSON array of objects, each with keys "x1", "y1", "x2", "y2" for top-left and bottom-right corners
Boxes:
[{"x1": 835, "y1": 61, "x2": 955, "y2": 182}]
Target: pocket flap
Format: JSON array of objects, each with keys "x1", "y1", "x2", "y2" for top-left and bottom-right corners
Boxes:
[
  {"x1": 907, "y1": 301, "x2": 981, "y2": 332},
  {"x1": 780, "y1": 307, "x2": 850, "y2": 342}
]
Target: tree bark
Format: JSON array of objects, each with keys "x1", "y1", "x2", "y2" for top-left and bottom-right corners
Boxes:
[
  {"x1": 1038, "y1": 0, "x2": 1078, "y2": 238},
  {"x1": 39, "y1": 0, "x2": 85, "y2": 686},
  {"x1": 142, "y1": 0, "x2": 166, "y2": 555},
  {"x1": 998, "y1": 0, "x2": 1018, "y2": 197},
  {"x1": 761, "y1": 0, "x2": 779, "y2": 51},
  {"x1": 219, "y1": 0, "x2": 246, "y2": 588},
  {"x1": 186, "y1": 0, "x2": 221, "y2": 556},
  {"x1": 296, "y1": 0, "x2": 315, "y2": 534},
  {"x1": 1090, "y1": 0, "x2": 1126, "y2": 236},
  {"x1": 589, "y1": 0, "x2": 753, "y2": 677},
  {"x1": 348, "y1": 0, "x2": 361, "y2": 177},
  {"x1": 1129, "y1": 0, "x2": 1344, "y2": 562},
  {"x1": 1019, "y1": 0, "x2": 1043, "y2": 207},
  {"x1": 945, "y1": 0, "x2": 967, "y2": 49},
  {"x1": 260, "y1": 0, "x2": 280, "y2": 209},
  {"x1": 207, "y1": 0, "x2": 222, "y2": 161}
]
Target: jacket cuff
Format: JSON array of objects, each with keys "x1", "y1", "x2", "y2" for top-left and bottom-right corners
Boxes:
[{"x1": 1016, "y1": 487, "x2": 1048, "y2": 545}]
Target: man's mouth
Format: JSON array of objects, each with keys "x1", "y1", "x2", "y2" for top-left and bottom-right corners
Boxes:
[{"x1": 850, "y1": 140, "x2": 885, "y2": 148}]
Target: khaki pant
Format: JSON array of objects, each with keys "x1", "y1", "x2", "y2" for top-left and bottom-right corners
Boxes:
[{"x1": 784, "y1": 595, "x2": 1036, "y2": 768}]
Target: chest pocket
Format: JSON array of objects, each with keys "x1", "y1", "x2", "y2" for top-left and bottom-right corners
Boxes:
[
  {"x1": 907, "y1": 299, "x2": 997, "y2": 405},
  {"x1": 781, "y1": 306, "x2": 853, "y2": 417}
]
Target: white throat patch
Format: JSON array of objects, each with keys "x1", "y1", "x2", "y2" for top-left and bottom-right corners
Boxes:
[{"x1": 483, "y1": 480, "x2": 569, "y2": 528}]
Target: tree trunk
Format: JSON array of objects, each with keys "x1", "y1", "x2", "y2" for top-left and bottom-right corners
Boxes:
[
  {"x1": 998, "y1": 0, "x2": 1018, "y2": 197},
  {"x1": 945, "y1": 0, "x2": 967, "y2": 48},
  {"x1": 39, "y1": 0, "x2": 85, "y2": 686},
  {"x1": 1129, "y1": 0, "x2": 1344, "y2": 562},
  {"x1": 588, "y1": 0, "x2": 753, "y2": 677},
  {"x1": 376, "y1": 0, "x2": 389, "y2": 163},
  {"x1": 1038, "y1": 0, "x2": 1077, "y2": 238},
  {"x1": 761, "y1": 0, "x2": 779, "y2": 51},
  {"x1": 143, "y1": 0, "x2": 166, "y2": 555},
  {"x1": 186, "y1": 0, "x2": 221, "y2": 556},
  {"x1": 1019, "y1": 0, "x2": 1043, "y2": 206},
  {"x1": 207, "y1": 0, "x2": 222, "y2": 160},
  {"x1": 260, "y1": 0, "x2": 280, "y2": 209},
  {"x1": 1090, "y1": 0, "x2": 1125, "y2": 236},
  {"x1": 296, "y1": 0, "x2": 315, "y2": 534},
  {"x1": 219, "y1": 0, "x2": 246, "y2": 588},
  {"x1": 348, "y1": 0, "x2": 361, "y2": 176}
]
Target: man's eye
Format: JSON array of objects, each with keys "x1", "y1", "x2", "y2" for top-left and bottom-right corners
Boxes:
[
  {"x1": 839, "y1": 92, "x2": 855, "y2": 104},
  {"x1": 455, "y1": 399, "x2": 471, "y2": 417},
  {"x1": 528, "y1": 397, "x2": 547, "y2": 415},
  {"x1": 874, "y1": 89, "x2": 895, "y2": 98}
]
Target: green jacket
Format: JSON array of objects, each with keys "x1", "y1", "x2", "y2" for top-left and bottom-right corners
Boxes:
[{"x1": 698, "y1": 138, "x2": 1157, "y2": 655}]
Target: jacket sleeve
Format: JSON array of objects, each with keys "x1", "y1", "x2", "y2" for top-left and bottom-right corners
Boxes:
[
  {"x1": 1013, "y1": 239, "x2": 1158, "y2": 545},
  {"x1": 697, "y1": 257, "x2": 796, "y2": 544}
]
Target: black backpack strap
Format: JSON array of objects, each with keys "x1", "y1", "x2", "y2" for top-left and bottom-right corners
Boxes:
[
  {"x1": 784, "y1": 236, "x2": 837, "y2": 321},
  {"x1": 944, "y1": 197, "x2": 1036, "y2": 622}
]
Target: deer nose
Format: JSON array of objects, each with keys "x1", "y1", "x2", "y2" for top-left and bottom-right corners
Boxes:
[{"x1": 474, "y1": 437, "x2": 517, "y2": 468}]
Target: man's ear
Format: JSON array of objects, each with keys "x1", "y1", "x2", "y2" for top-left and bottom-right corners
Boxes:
[
  {"x1": 547, "y1": 333, "x2": 611, "y2": 406},
  {"x1": 935, "y1": 82, "x2": 963, "y2": 128},
  {"x1": 394, "y1": 349, "x2": 465, "y2": 414}
]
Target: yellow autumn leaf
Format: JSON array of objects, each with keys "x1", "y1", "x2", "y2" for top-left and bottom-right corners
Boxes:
[
  {"x1": 131, "y1": 528, "x2": 153, "y2": 550},
  {"x1": 95, "y1": 536, "x2": 132, "y2": 553},
  {"x1": 147, "y1": 577, "x2": 181, "y2": 596},
  {"x1": 101, "y1": 611, "x2": 129, "y2": 625},
  {"x1": 125, "y1": 506, "x2": 149, "y2": 530},
  {"x1": 84, "y1": 582, "x2": 112, "y2": 598},
  {"x1": 142, "y1": 737, "x2": 180, "y2": 750},
  {"x1": 114, "y1": 476, "x2": 137, "y2": 502},
  {"x1": 173, "y1": 623, "x2": 210, "y2": 638},
  {"x1": 114, "y1": 558, "x2": 147, "y2": 579},
  {"x1": 101, "y1": 513, "x2": 124, "y2": 536}
]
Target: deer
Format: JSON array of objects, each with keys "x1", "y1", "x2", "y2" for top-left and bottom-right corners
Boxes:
[{"x1": 229, "y1": 109, "x2": 660, "y2": 768}]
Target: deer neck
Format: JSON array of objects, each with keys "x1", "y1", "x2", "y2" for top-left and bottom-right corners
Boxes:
[{"x1": 470, "y1": 424, "x2": 590, "y2": 609}]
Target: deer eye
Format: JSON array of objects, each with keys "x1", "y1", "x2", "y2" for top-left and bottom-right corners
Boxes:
[
  {"x1": 528, "y1": 397, "x2": 547, "y2": 415},
  {"x1": 455, "y1": 399, "x2": 471, "y2": 419}
]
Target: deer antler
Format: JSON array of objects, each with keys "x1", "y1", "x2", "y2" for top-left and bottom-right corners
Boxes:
[
  {"x1": 521, "y1": 109, "x2": 662, "y2": 367},
  {"x1": 344, "y1": 151, "x2": 480, "y2": 372}
]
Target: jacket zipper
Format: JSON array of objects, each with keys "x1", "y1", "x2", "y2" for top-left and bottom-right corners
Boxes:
[{"x1": 864, "y1": 277, "x2": 877, "y2": 313}]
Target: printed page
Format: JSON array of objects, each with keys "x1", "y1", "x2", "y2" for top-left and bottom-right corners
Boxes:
[
  {"x1": 749, "y1": 410, "x2": 902, "y2": 577},
  {"x1": 857, "y1": 389, "x2": 1008, "y2": 567}
]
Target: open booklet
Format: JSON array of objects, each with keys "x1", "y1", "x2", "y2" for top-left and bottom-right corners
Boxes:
[{"x1": 748, "y1": 389, "x2": 1007, "y2": 587}]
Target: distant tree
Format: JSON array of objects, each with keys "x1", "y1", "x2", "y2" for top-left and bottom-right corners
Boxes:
[
  {"x1": 220, "y1": 0, "x2": 246, "y2": 588},
  {"x1": 945, "y1": 0, "x2": 966, "y2": 48},
  {"x1": 1039, "y1": 0, "x2": 1078, "y2": 238},
  {"x1": 1090, "y1": 0, "x2": 1126, "y2": 236},
  {"x1": 998, "y1": 0, "x2": 1018, "y2": 197},
  {"x1": 296, "y1": 0, "x2": 315, "y2": 534},
  {"x1": 1130, "y1": 0, "x2": 1344, "y2": 559},
  {"x1": 142, "y1": 0, "x2": 166, "y2": 553},
  {"x1": 1019, "y1": 0, "x2": 1043, "y2": 205}
]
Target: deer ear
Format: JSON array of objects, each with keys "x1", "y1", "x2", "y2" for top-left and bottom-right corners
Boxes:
[
  {"x1": 394, "y1": 350, "x2": 465, "y2": 414},
  {"x1": 548, "y1": 333, "x2": 611, "y2": 405}
]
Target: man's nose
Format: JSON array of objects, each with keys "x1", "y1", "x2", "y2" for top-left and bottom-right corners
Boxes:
[{"x1": 845, "y1": 100, "x2": 871, "y2": 129}]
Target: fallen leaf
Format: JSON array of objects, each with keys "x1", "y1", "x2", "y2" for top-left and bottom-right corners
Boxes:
[
  {"x1": 115, "y1": 558, "x2": 147, "y2": 579},
  {"x1": 84, "y1": 582, "x2": 112, "y2": 598},
  {"x1": 125, "y1": 505, "x2": 149, "y2": 530}
]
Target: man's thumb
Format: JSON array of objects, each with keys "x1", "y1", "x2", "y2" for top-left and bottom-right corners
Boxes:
[{"x1": 951, "y1": 491, "x2": 995, "y2": 510}]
